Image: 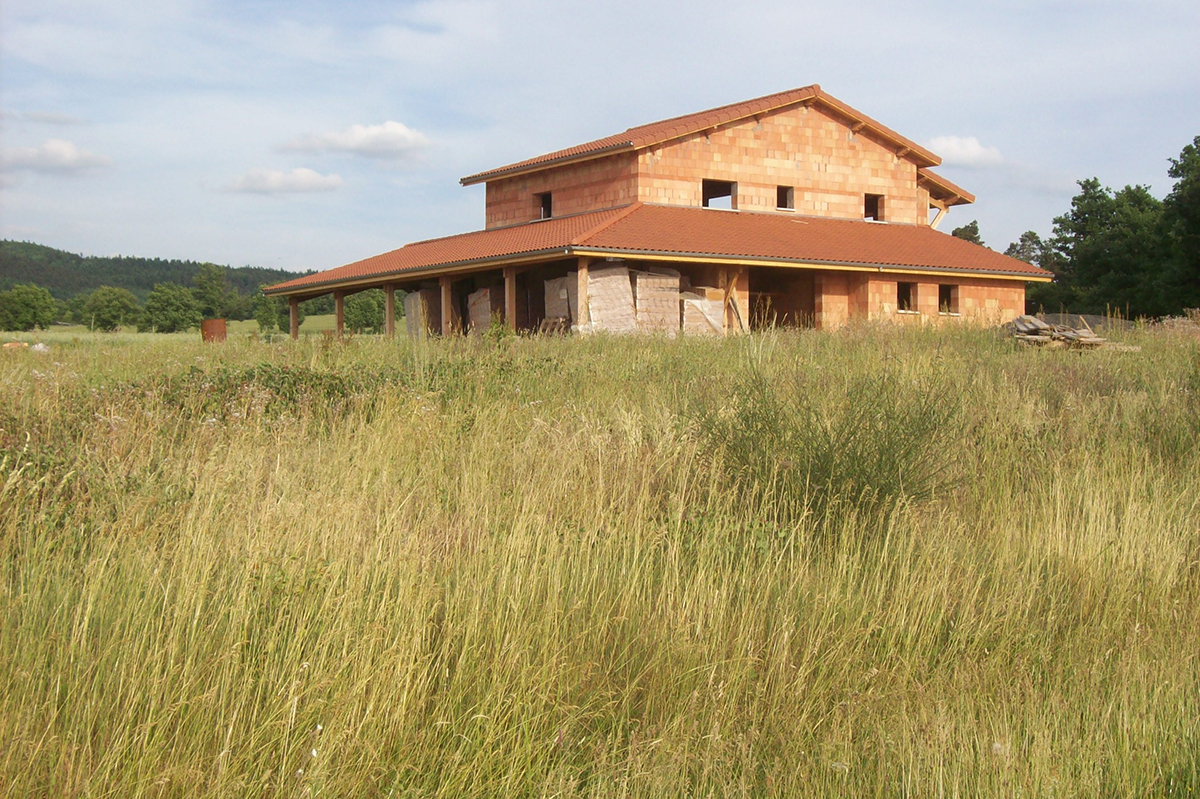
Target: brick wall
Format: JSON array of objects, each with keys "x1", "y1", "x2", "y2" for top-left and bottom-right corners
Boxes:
[
  {"x1": 635, "y1": 104, "x2": 925, "y2": 225},
  {"x1": 812, "y1": 270, "x2": 1026, "y2": 329},
  {"x1": 483, "y1": 102, "x2": 930, "y2": 229},
  {"x1": 484, "y1": 153, "x2": 638, "y2": 228}
]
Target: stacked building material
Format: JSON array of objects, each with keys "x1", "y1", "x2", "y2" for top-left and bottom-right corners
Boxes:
[
  {"x1": 585, "y1": 264, "x2": 638, "y2": 333},
  {"x1": 632, "y1": 268, "x2": 681, "y2": 335},
  {"x1": 467, "y1": 286, "x2": 504, "y2": 333},
  {"x1": 681, "y1": 288, "x2": 725, "y2": 335},
  {"x1": 544, "y1": 275, "x2": 573, "y2": 322},
  {"x1": 403, "y1": 288, "x2": 442, "y2": 338},
  {"x1": 1009, "y1": 315, "x2": 1107, "y2": 348}
]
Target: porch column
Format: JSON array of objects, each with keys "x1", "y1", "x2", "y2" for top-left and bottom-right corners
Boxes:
[
  {"x1": 504, "y1": 266, "x2": 517, "y2": 330},
  {"x1": 576, "y1": 257, "x2": 590, "y2": 326},
  {"x1": 289, "y1": 296, "x2": 299, "y2": 340},
  {"x1": 334, "y1": 290, "x2": 345, "y2": 338},
  {"x1": 384, "y1": 284, "x2": 396, "y2": 338},
  {"x1": 440, "y1": 276, "x2": 453, "y2": 336},
  {"x1": 720, "y1": 268, "x2": 746, "y2": 333}
]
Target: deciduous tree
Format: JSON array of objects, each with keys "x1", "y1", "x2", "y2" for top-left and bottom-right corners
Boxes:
[
  {"x1": 83, "y1": 286, "x2": 141, "y2": 332},
  {"x1": 140, "y1": 283, "x2": 202, "y2": 333},
  {"x1": 0, "y1": 283, "x2": 57, "y2": 330},
  {"x1": 344, "y1": 289, "x2": 385, "y2": 334}
]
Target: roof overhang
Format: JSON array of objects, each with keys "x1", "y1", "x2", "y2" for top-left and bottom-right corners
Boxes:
[
  {"x1": 918, "y1": 168, "x2": 975, "y2": 206},
  {"x1": 265, "y1": 244, "x2": 1050, "y2": 297}
]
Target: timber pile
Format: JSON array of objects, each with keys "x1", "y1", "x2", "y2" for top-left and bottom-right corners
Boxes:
[{"x1": 1009, "y1": 315, "x2": 1107, "y2": 348}]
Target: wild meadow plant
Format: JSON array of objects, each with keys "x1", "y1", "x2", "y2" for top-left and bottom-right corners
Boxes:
[{"x1": 1, "y1": 325, "x2": 1198, "y2": 796}]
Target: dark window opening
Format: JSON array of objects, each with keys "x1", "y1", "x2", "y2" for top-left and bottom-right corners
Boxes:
[
  {"x1": 897, "y1": 281, "x2": 916, "y2": 312},
  {"x1": 536, "y1": 192, "x2": 553, "y2": 219},
  {"x1": 865, "y1": 193, "x2": 884, "y2": 221},
  {"x1": 702, "y1": 179, "x2": 736, "y2": 210},
  {"x1": 939, "y1": 284, "x2": 958, "y2": 314},
  {"x1": 777, "y1": 185, "x2": 794, "y2": 210}
]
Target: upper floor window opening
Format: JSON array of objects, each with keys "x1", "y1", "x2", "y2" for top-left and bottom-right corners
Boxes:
[
  {"x1": 865, "y1": 193, "x2": 884, "y2": 221},
  {"x1": 535, "y1": 192, "x2": 553, "y2": 220},
  {"x1": 777, "y1": 185, "x2": 795, "y2": 210},
  {"x1": 702, "y1": 180, "x2": 736, "y2": 210}
]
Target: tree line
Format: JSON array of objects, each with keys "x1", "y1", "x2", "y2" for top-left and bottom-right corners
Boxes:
[
  {"x1": 0, "y1": 261, "x2": 394, "y2": 334},
  {"x1": 951, "y1": 135, "x2": 1199, "y2": 318},
  {"x1": 0, "y1": 241, "x2": 300, "y2": 302}
]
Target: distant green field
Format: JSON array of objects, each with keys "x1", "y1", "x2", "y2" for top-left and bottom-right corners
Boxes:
[
  {"x1": 2, "y1": 325, "x2": 1199, "y2": 796},
  {"x1": 21, "y1": 313, "x2": 349, "y2": 340}
]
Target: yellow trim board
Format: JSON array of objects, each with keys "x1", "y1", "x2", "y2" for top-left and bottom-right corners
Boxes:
[
  {"x1": 570, "y1": 249, "x2": 1053, "y2": 282},
  {"x1": 270, "y1": 246, "x2": 1050, "y2": 297}
]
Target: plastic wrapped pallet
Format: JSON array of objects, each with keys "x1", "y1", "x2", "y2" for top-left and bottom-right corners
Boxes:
[
  {"x1": 544, "y1": 276, "x2": 572, "y2": 322},
  {"x1": 681, "y1": 288, "x2": 724, "y2": 335},
  {"x1": 585, "y1": 264, "x2": 637, "y2": 333},
  {"x1": 632, "y1": 267, "x2": 680, "y2": 335},
  {"x1": 467, "y1": 286, "x2": 503, "y2": 333},
  {"x1": 403, "y1": 288, "x2": 442, "y2": 338}
]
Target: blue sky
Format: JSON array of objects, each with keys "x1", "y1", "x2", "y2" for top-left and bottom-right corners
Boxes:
[{"x1": 2, "y1": 0, "x2": 1197, "y2": 273}]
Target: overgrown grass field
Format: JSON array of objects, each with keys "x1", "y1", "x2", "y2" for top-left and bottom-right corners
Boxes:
[{"x1": 2, "y1": 325, "x2": 1198, "y2": 797}]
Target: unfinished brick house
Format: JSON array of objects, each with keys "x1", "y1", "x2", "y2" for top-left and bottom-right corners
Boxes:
[{"x1": 265, "y1": 84, "x2": 1051, "y2": 336}]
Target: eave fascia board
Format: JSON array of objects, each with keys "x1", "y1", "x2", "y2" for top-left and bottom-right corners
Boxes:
[
  {"x1": 460, "y1": 142, "x2": 635, "y2": 186},
  {"x1": 570, "y1": 247, "x2": 1053, "y2": 282},
  {"x1": 263, "y1": 249, "x2": 575, "y2": 296}
]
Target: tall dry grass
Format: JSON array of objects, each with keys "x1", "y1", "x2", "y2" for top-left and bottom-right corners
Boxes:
[{"x1": 1, "y1": 324, "x2": 1198, "y2": 797}]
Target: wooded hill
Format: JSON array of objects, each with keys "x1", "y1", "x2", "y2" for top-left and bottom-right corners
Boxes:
[{"x1": 0, "y1": 241, "x2": 306, "y2": 301}]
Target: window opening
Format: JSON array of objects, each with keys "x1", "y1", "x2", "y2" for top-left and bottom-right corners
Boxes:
[
  {"x1": 865, "y1": 193, "x2": 884, "y2": 221},
  {"x1": 702, "y1": 179, "x2": 736, "y2": 210},
  {"x1": 939, "y1": 284, "x2": 959, "y2": 314},
  {"x1": 897, "y1": 281, "x2": 916, "y2": 312},
  {"x1": 777, "y1": 185, "x2": 794, "y2": 210},
  {"x1": 536, "y1": 192, "x2": 553, "y2": 219}
]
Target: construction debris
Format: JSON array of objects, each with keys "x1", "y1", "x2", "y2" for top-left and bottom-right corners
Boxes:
[{"x1": 1008, "y1": 315, "x2": 1136, "y2": 350}]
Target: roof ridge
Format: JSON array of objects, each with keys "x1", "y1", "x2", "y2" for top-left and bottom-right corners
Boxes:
[
  {"x1": 622, "y1": 84, "x2": 819, "y2": 137},
  {"x1": 570, "y1": 202, "x2": 644, "y2": 245}
]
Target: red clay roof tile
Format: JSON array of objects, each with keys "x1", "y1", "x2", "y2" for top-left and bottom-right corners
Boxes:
[
  {"x1": 460, "y1": 85, "x2": 942, "y2": 185},
  {"x1": 265, "y1": 204, "x2": 1049, "y2": 295}
]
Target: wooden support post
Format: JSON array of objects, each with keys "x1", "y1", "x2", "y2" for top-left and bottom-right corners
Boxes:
[
  {"x1": 334, "y1": 291, "x2": 345, "y2": 338},
  {"x1": 440, "y1": 276, "x2": 453, "y2": 337},
  {"x1": 576, "y1": 257, "x2": 590, "y2": 327},
  {"x1": 718, "y1": 267, "x2": 729, "y2": 334},
  {"x1": 289, "y1": 296, "x2": 299, "y2": 340},
  {"x1": 384, "y1": 284, "x2": 396, "y2": 338},
  {"x1": 720, "y1": 268, "x2": 746, "y2": 333},
  {"x1": 504, "y1": 266, "x2": 517, "y2": 330},
  {"x1": 929, "y1": 199, "x2": 948, "y2": 230}
]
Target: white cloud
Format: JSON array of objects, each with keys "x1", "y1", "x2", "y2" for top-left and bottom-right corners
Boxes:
[
  {"x1": 226, "y1": 167, "x2": 343, "y2": 194},
  {"x1": 2, "y1": 138, "x2": 111, "y2": 173},
  {"x1": 23, "y1": 111, "x2": 87, "y2": 125},
  {"x1": 927, "y1": 135, "x2": 1005, "y2": 168},
  {"x1": 281, "y1": 121, "x2": 430, "y2": 161}
]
